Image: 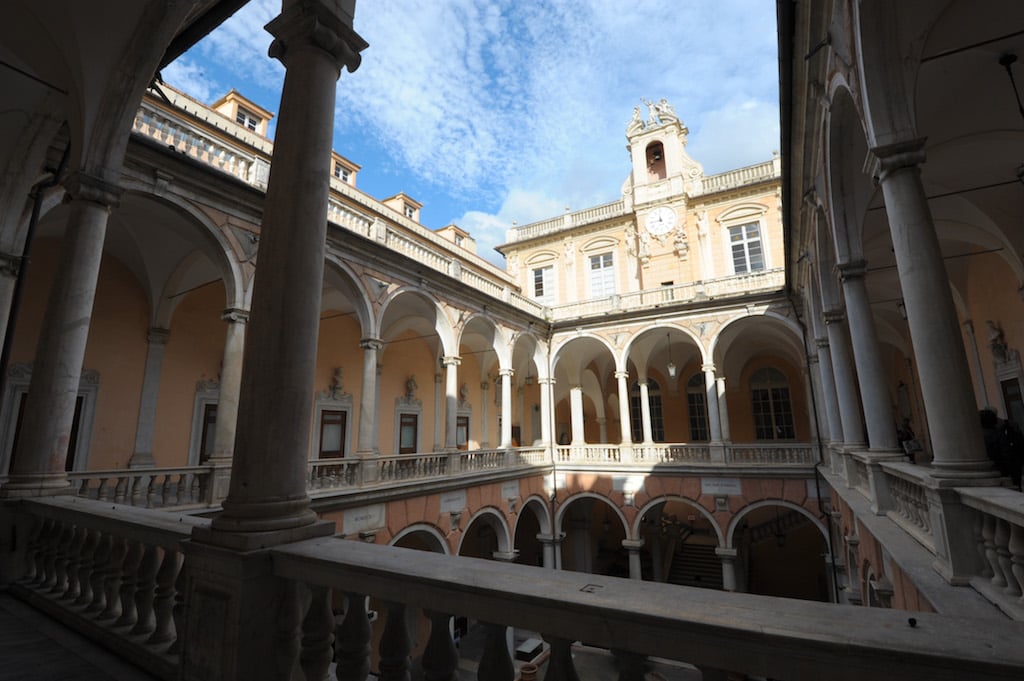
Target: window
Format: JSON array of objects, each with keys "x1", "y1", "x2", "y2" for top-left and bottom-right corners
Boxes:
[
  {"x1": 333, "y1": 163, "x2": 351, "y2": 183},
  {"x1": 454, "y1": 234, "x2": 464, "y2": 247},
  {"x1": 399, "y1": 413, "x2": 418, "y2": 454},
  {"x1": 319, "y1": 409, "x2": 347, "y2": 458},
  {"x1": 198, "y1": 403, "x2": 218, "y2": 463},
  {"x1": 686, "y1": 374, "x2": 710, "y2": 441},
  {"x1": 456, "y1": 416, "x2": 469, "y2": 450},
  {"x1": 729, "y1": 222, "x2": 765, "y2": 273},
  {"x1": 590, "y1": 252, "x2": 615, "y2": 297},
  {"x1": 532, "y1": 266, "x2": 554, "y2": 305},
  {"x1": 630, "y1": 380, "x2": 665, "y2": 442},
  {"x1": 235, "y1": 107, "x2": 260, "y2": 132},
  {"x1": 403, "y1": 203, "x2": 416, "y2": 219},
  {"x1": 750, "y1": 368, "x2": 794, "y2": 440}
]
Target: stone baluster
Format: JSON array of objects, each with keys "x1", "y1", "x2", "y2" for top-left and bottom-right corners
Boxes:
[
  {"x1": 996, "y1": 519, "x2": 1017, "y2": 597},
  {"x1": 99, "y1": 535, "x2": 128, "y2": 620},
  {"x1": 974, "y1": 513, "x2": 992, "y2": 579},
  {"x1": 541, "y1": 636, "x2": 580, "y2": 681},
  {"x1": 21, "y1": 515, "x2": 46, "y2": 583},
  {"x1": 275, "y1": 580, "x2": 303, "y2": 678},
  {"x1": 301, "y1": 585, "x2": 335, "y2": 681},
  {"x1": 148, "y1": 549, "x2": 179, "y2": 644},
  {"x1": 982, "y1": 515, "x2": 1004, "y2": 587},
  {"x1": 114, "y1": 476, "x2": 128, "y2": 504},
  {"x1": 72, "y1": 528, "x2": 100, "y2": 606},
  {"x1": 422, "y1": 611, "x2": 458, "y2": 681},
  {"x1": 114, "y1": 539, "x2": 144, "y2": 628},
  {"x1": 379, "y1": 602, "x2": 412, "y2": 681},
  {"x1": 49, "y1": 521, "x2": 76, "y2": 594},
  {"x1": 478, "y1": 622, "x2": 513, "y2": 681},
  {"x1": 1010, "y1": 524, "x2": 1024, "y2": 602},
  {"x1": 335, "y1": 593, "x2": 371, "y2": 681},
  {"x1": 86, "y1": 532, "x2": 114, "y2": 614},
  {"x1": 168, "y1": 561, "x2": 188, "y2": 654},
  {"x1": 60, "y1": 525, "x2": 88, "y2": 600},
  {"x1": 39, "y1": 519, "x2": 63, "y2": 590},
  {"x1": 130, "y1": 544, "x2": 160, "y2": 637}
]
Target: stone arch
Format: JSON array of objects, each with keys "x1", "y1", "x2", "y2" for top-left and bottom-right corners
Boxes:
[
  {"x1": 457, "y1": 506, "x2": 512, "y2": 557},
  {"x1": 621, "y1": 322, "x2": 705, "y2": 376},
  {"x1": 555, "y1": 491, "x2": 629, "y2": 537},
  {"x1": 825, "y1": 81, "x2": 875, "y2": 265},
  {"x1": 379, "y1": 286, "x2": 457, "y2": 356},
  {"x1": 725, "y1": 499, "x2": 828, "y2": 549},
  {"x1": 633, "y1": 495, "x2": 724, "y2": 546},
  {"x1": 390, "y1": 523, "x2": 451, "y2": 554},
  {"x1": 323, "y1": 254, "x2": 375, "y2": 338}
]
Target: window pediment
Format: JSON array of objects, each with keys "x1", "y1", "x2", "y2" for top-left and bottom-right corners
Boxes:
[{"x1": 716, "y1": 203, "x2": 768, "y2": 224}]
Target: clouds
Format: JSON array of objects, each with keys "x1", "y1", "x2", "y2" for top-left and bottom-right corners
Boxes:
[{"x1": 172, "y1": 1, "x2": 779, "y2": 266}]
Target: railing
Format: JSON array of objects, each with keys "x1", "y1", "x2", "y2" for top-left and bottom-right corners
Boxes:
[
  {"x1": 700, "y1": 158, "x2": 780, "y2": 195},
  {"x1": 11, "y1": 496, "x2": 206, "y2": 681},
  {"x1": 68, "y1": 467, "x2": 211, "y2": 509},
  {"x1": 547, "y1": 268, "x2": 785, "y2": 321},
  {"x1": 633, "y1": 444, "x2": 712, "y2": 464},
  {"x1": 725, "y1": 443, "x2": 816, "y2": 465},
  {"x1": 309, "y1": 459, "x2": 361, "y2": 491},
  {"x1": 270, "y1": 535, "x2": 1024, "y2": 681},
  {"x1": 883, "y1": 466, "x2": 934, "y2": 551},
  {"x1": 505, "y1": 200, "x2": 629, "y2": 243},
  {"x1": 959, "y1": 487, "x2": 1024, "y2": 621},
  {"x1": 375, "y1": 452, "x2": 450, "y2": 483}
]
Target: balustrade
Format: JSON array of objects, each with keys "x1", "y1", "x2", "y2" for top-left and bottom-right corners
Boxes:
[
  {"x1": 68, "y1": 467, "x2": 210, "y2": 508},
  {"x1": 959, "y1": 487, "x2": 1024, "y2": 620},
  {"x1": 10, "y1": 496, "x2": 206, "y2": 681}
]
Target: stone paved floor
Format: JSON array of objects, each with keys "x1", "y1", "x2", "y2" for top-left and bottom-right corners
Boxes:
[{"x1": 0, "y1": 591, "x2": 158, "y2": 681}]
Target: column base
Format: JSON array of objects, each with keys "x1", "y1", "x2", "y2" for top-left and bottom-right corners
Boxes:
[
  {"x1": 194, "y1": 517, "x2": 335, "y2": 552},
  {"x1": 0, "y1": 473, "x2": 73, "y2": 498},
  {"x1": 209, "y1": 495, "x2": 322, "y2": 543}
]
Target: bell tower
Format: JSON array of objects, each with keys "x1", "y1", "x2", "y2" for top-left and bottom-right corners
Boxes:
[{"x1": 624, "y1": 98, "x2": 704, "y2": 208}]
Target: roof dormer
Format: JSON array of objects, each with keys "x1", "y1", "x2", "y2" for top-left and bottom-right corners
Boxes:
[
  {"x1": 384, "y1": 193, "x2": 423, "y2": 223},
  {"x1": 211, "y1": 89, "x2": 274, "y2": 137}
]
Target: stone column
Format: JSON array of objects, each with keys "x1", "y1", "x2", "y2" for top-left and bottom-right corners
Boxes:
[
  {"x1": 597, "y1": 417, "x2": 608, "y2": 444},
  {"x1": 479, "y1": 380, "x2": 490, "y2": 448},
  {"x1": 209, "y1": 2, "x2": 366, "y2": 536},
  {"x1": 837, "y1": 262, "x2": 898, "y2": 451},
  {"x1": 814, "y1": 337, "x2": 843, "y2": 444},
  {"x1": 874, "y1": 141, "x2": 991, "y2": 472},
  {"x1": 823, "y1": 310, "x2": 865, "y2": 447},
  {"x1": 716, "y1": 547, "x2": 739, "y2": 592},
  {"x1": 516, "y1": 383, "x2": 525, "y2": 443},
  {"x1": 356, "y1": 338, "x2": 382, "y2": 456},
  {"x1": 539, "y1": 377, "x2": 553, "y2": 446},
  {"x1": 569, "y1": 385, "x2": 585, "y2": 444},
  {"x1": 433, "y1": 372, "x2": 443, "y2": 450},
  {"x1": 374, "y1": 362, "x2": 382, "y2": 448},
  {"x1": 499, "y1": 368, "x2": 513, "y2": 448},
  {"x1": 716, "y1": 377, "x2": 731, "y2": 442},
  {"x1": 210, "y1": 309, "x2": 248, "y2": 462},
  {"x1": 537, "y1": 532, "x2": 563, "y2": 570},
  {"x1": 639, "y1": 380, "x2": 654, "y2": 443},
  {"x1": 703, "y1": 363, "x2": 723, "y2": 442},
  {"x1": 615, "y1": 370, "x2": 632, "y2": 444},
  {"x1": 442, "y1": 356, "x2": 460, "y2": 450},
  {"x1": 2, "y1": 172, "x2": 120, "y2": 496},
  {"x1": 0, "y1": 252, "x2": 19, "y2": 355},
  {"x1": 962, "y1": 320, "x2": 988, "y2": 407},
  {"x1": 622, "y1": 538, "x2": 644, "y2": 580},
  {"x1": 128, "y1": 328, "x2": 170, "y2": 468}
]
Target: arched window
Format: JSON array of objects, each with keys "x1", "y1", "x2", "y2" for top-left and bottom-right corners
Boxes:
[
  {"x1": 686, "y1": 373, "x2": 709, "y2": 441},
  {"x1": 630, "y1": 379, "x2": 665, "y2": 441},
  {"x1": 750, "y1": 368, "x2": 795, "y2": 439}
]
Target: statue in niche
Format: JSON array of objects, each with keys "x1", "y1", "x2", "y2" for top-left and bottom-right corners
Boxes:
[
  {"x1": 988, "y1": 320, "x2": 1010, "y2": 363},
  {"x1": 625, "y1": 226, "x2": 637, "y2": 257},
  {"x1": 673, "y1": 228, "x2": 689, "y2": 260},
  {"x1": 639, "y1": 228, "x2": 651, "y2": 261},
  {"x1": 405, "y1": 375, "x2": 418, "y2": 400},
  {"x1": 507, "y1": 253, "x2": 519, "y2": 280},
  {"x1": 328, "y1": 367, "x2": 344, "y2": 400},
  {"x1": 459, "y1": 382, "x2": 469, "y2": 403}
]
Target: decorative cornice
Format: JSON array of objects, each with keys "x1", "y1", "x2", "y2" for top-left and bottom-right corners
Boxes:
[
  {"x1": 266, "y1": 0, "x2": 368, "y2": 73},
  {"x1": 871, "y1": 138, "x2": 927, "y2": 183}
]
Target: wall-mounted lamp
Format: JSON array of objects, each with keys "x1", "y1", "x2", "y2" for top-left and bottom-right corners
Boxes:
[{"x1": 665, "y1": 332, "x2": 677, "y2": 378}]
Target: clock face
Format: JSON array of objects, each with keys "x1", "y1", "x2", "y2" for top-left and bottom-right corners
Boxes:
[{"x1": 645, "y1": 206, "x2": 677, "y2": 236}]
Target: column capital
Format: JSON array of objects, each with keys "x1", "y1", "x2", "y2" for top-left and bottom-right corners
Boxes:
[
  {"x1": 621, "y1": 538, "x2": 645, "y2": 551},
  {"x1": 614, "y1": 370, "x2": 630, "y2": 380},
  {"x1": 0, "y1": 252, "x2": 20, "y2": 278},
  {"x1": 266, "y1": 0, "x2": 368, "y2": 73},
  {"x1": 442, "y1": 355, "x2": 461, "y2": 367},
  {"x1": 359, "y1": 337, "x2": 383, "y2": 351},
  {"x1": 537, "y1": 377, "x2": 555, "y2": 386},
  {"x1": 701, "y1": 363, "x2": 716, "y2": 374},
  {"x1": 715, "y1": 547, "x2": 738, "y2": 560},
  {"x1": 715, "y1": 375, "x2": 727, "y2": 386},
  {"x1": 871, "y1": 138, "x2": 927, "y2": 182},
  {"x1": 814, "y1": 337, "x2": 830, "y2": 350},
  {"x1": 222, "y1": 307, "x2": 250, "y2": 324},
  {"x1": 835, "y1": 260, "x2": 868, "y2": 282},
  {"x1": 146, "y1": 327, "x2": 171, "y2": 345},
  {"x1": 497, "y1": 367, "x2": 513, "y2": 377},
  {"x1": 822, "y1": 308, "x2": 846, "y2": 325},
  {"x1": 63, "y1": 171, "x2": 122, "y2": 208}
]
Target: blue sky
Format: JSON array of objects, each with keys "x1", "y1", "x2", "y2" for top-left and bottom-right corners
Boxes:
[{"x1": 165, "y1": 1, "x2": 780, "y2": 266}]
